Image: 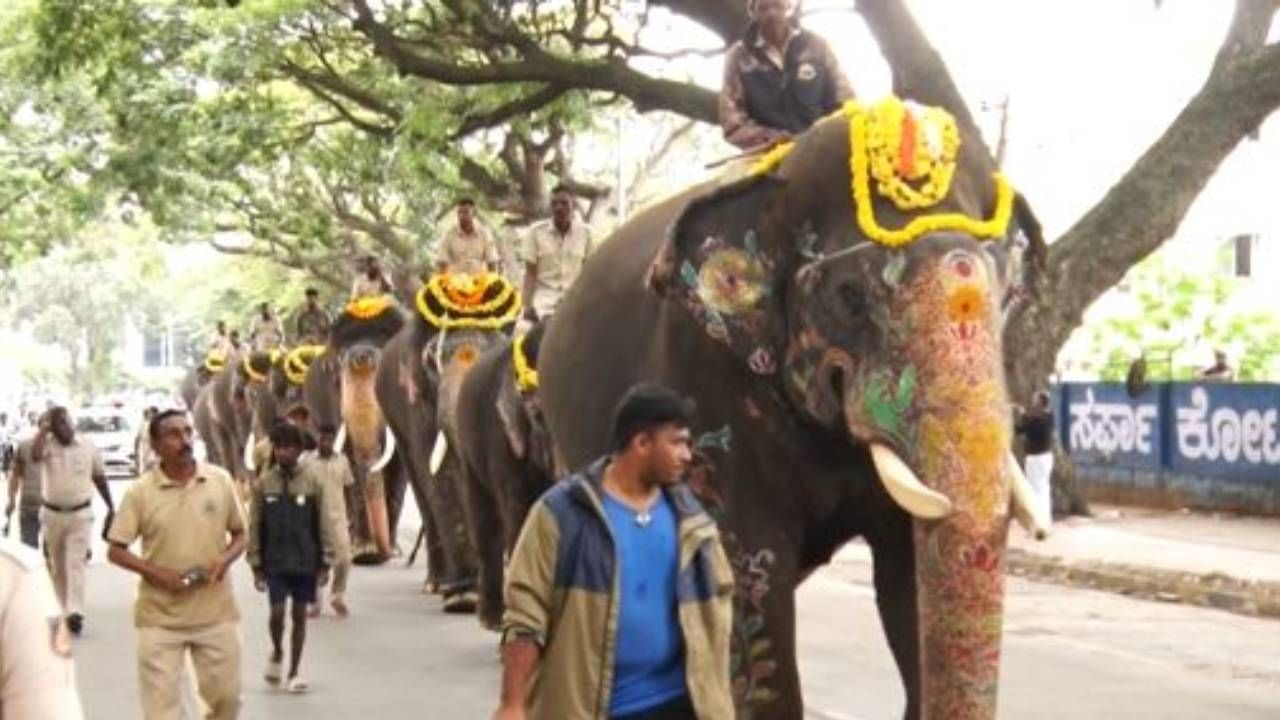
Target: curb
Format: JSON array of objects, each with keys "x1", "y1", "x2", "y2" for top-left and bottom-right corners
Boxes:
[{"x1": 1006, "y1": 548, "x2": 1280, "y2": 620}]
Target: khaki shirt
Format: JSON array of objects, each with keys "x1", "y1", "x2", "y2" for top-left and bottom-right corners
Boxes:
[
  {"x1": 249, "y1": 315, "x2": 284, "y2": 351},
  {"x1": 0, "y1": 539, "x2": 84, "y2": 720},
  {"x1": 306, "y1": 454, "x2": 353, "y2": 549},
  {"x1": 295, "y1": 306, "x2": 332, "y2": 344},
  {"x1": 107, "y1": 464, "x2": 245, "y2": 629},
  {"x1": 39, "y1": 438, "x2": 103, "y2": 508},
  {"x1": 439, "y1": 224, "x2": 500, "y2": 276},
  {"x1": 521, "y1": 219, "x2": 596, "y2": 318},
  {"x1": 350, "y1": 274, "x2": 390, "y2": 300}
]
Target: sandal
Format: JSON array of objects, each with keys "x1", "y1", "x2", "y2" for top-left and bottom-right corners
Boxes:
[
  {"x1": 264, "y1": 659, "x2": 283, "y2": 685},
  {"x1": 287, "y1": 676, "x2": 310, "y2": 694},
  {"x1": 331, "y1": 596, "x2": 349, "y2": 618}
]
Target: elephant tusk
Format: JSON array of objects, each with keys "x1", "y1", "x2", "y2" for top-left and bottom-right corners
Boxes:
[
  {"x1": 1007, "y1": 452, "x2": 1049, "y2": 540},
  {"x1": 334, "y1": 423, "x2": 347, "y2": 455},
  {"x1": 370, "y1": 427, "x2": 397, "y2": 474},
  {"x1": 243, "y1": 432, "x2": 257, "y2": 473},
  {"x1": 429, "y1": 430, "x2": 449, "y2": 476},
  {"x1": 870, "y1": 444, "x2": 952, "y2": 520}
]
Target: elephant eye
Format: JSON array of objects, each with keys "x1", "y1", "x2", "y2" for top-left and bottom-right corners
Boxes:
[{"x1": 837, "y1": 282, "x2": 867, "y2": 317}]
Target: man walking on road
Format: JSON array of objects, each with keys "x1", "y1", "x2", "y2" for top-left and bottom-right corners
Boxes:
[
  {"x1": 6, "y1": 413, "x2": 47, "y2": 549},
  {"x1": 1015, "y1": 391, "x2": 1056, "y2": 529},
  {"x1": 107, "y1": 409, "x2": 247, "y2": 720},
  {"x1": 247, "y1": 423, "x2": 332, "y2": 693},
  {"x1": 307, "y1": 423, "x2": 354, "y2": 618},
  {"x1": 494, "y1": 384, "x2": 734, "y2": 720},
  {"x1": 33, "y1": 406, "x2": 114, "y2": 635}
]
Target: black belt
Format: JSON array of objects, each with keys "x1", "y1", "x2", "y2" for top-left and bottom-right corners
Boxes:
[{"x1": 43, "y1": 500, "x2": 91, "y2": 513}]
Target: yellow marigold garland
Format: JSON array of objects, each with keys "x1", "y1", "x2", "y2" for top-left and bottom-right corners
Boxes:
[
  {"x1": 748, "y1": 141, "x2": 795, "y2": 176},
  {"x1": 203, "y1": 350, "x2": 227, "y2": 374},
  {"x1": 512, "y1": 334, "x2": 538, "y2": 393},
  {"x1": 414, "y1": 272, "x2": 521, "y2": 331},
  {"x1": 283, "y1": 345, "x2": 326, "y2": 386},
  {"x1": 346, "y1": 294, "x2": 394, "y2": 320},
  {"x1": 864, "y1": 97, "x2": 959, "y2": 210},
  {"x1": 242, "y1": 355, "x2": 269, "y2": 384},
  {"x1": 845, "y1": 100, "x2": 1013, "y2": 248}
]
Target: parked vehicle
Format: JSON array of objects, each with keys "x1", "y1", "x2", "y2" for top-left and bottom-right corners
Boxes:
[{"x1": 74, "y1": 407, "x2": 137, "y2": 478}]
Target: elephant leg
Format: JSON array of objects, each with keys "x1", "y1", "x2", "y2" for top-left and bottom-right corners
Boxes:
[
  {"x1": 384, "y1": 459, "x2": 408, "y2": 552},
  {"x1": 868, "y1": 512, "x2": 921, "y2": 720},
  {"x1": 431, "y1": 458, "x2": 479, "y2": 612},
  {"x1": 724, "y1": 538, "x2": 802, "y2": 720},
  {"x1": 461, "y1": 458, "x2": 504, "y2": 630}
]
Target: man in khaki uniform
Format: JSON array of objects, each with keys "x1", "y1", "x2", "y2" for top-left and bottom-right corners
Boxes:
[
  {"x1": 436, "y1": 197, "x2": 501, "y2": 276},
  {"x1": 520, "y1": 185, "x2": 597, "y2": 322},
  {"x1": 108, "y1": 410, "x2": 247, "y2": 720},
  {"x1": 351, "y1": 255, "x2": 393, "y2": 300},
  {"x1": 307, "y1": 423, "x2": 354, "y2": 618},
  {"x1": 6, "y1": 416, "x2": 46, "y2": 549},
  {"x1": 33, "y1": 407, "x2": 114, "y2": 636},
  {"x1": 249, "y1": 303, "x2": 285, "y2": 352},
  {"x1": 0, "y1": 536, "x2": 85, "y2": 719}
]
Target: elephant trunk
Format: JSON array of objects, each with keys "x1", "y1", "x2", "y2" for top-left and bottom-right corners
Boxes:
[{"x1": 340, "y1": 349, "x2": 393, "y2": 559}]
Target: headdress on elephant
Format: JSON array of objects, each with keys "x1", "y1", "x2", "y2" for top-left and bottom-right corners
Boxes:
[
  {"x1": 203, "y1": 349, "x2": 228, "y2": 374},
  {"x1": 415, "y1": 272, "x2": 521, "y2": 332},
  {"x1": 283, "y1": 344, "x2": 327, "y2": 386},
  {"x1": 331, "y1": 299, "x2": 406, "y2": 350}
]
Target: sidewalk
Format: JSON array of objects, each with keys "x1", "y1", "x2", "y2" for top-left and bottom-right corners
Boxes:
[{"x1": 832, "y1": 504, "x2": 1280, "y2": 619}]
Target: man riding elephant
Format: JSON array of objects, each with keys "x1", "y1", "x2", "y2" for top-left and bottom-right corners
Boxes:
[{"x1": 537, "y1": 96, "x2": 1049, "y2": 719}]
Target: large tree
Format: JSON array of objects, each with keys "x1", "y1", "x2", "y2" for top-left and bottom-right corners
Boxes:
[{"x1": 16, "y1": 0, "x2": 1280, "y2": 405}]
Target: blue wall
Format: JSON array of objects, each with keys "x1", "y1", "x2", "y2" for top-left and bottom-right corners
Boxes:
[{"x1": 1056, "y1": 382, "x2": 1280, "y2": 515}]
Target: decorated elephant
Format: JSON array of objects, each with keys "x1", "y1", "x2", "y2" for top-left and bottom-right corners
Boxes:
[
  {"x1": 191, "y1": 350, "x2": 261, "y2": 483},
  {"x1": 178, "y1": 351, "x2": 223, "y2": 411},
  {"x1": 304, "y1": 297, "x2": 407, "y2": 563},
  {"x1": 538, "y1": 97, "x2": 1049, "y2": 719},
  {"x1": 241, "y1": 345, "x2": 326, "y2": 476},
  {"x1": 454, "y1": 321, "x2": 556, "y2": 629},
  {"x1": 376, "y1": 272, "x2": 521, "y2": 612}
]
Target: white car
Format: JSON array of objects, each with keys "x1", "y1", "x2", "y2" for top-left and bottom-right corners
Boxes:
[{"x1": 74, "y1": 409, "x2": 138, "y2": 478}]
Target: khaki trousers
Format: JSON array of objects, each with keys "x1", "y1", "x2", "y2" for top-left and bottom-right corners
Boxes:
[
  {"x1": 41, "y1": 507, "x2": 92, "y2": 614},
  {"x1": 330, "y1": 537, "x2": 352, "y2": 597},
  {"x1": 137, "y1": 621, "x2": 241, "y2": 720}
]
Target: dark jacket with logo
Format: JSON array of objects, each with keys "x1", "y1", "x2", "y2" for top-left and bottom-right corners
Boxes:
[
  {"x1": 246, "y1": 463, "x2": 333, "y2": 576},
  {"x1": 720, "y1": 24, "x2": 854, "y2": 149}
]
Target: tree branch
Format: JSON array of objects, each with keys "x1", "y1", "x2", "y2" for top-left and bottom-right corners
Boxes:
[{"x1": 452, "y1": 83, "x2": 569, "y2": 139}]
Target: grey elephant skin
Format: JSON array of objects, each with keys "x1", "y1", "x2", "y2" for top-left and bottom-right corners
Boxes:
[
  {"x1": 304, "y1": 307, "x2": 408, "y2": 564},
  {"x1": 538, "y1": 106, "x2": 1046, "y2": 720},
  {"x1": 454, "y1": 322, "x2": 556, "y2": 629},
  {"x1": 376, "y1": 308, "x2": 482, "y2": 603}
]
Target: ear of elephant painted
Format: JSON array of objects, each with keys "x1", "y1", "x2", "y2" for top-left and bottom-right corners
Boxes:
[
  {"x1": 334, "y1": 423, "x2": 347, "y2": 454},
  {"x1": 370, "y1": 427, "x2": 397, "y2": 474},
  {"x1": 243, "y1": 431, "x2": 257, "y2": 473},
  {"x1": 1006, "y1": 451, "x2": 1049, "y2": 539},
  {"x1": 869, "y1": 443, "x2": 952, "y2": 519},
  {"x1": 428, "y1": 430, "x2": 448, "y2": 476}
]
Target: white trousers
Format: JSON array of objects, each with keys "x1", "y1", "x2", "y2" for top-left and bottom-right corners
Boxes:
[{"x1": 1025, "y1": 452, "x2": 1054, "y2": 526}]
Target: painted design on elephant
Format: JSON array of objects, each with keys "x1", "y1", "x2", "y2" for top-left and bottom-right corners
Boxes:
[
  {"x1": 728, "y1": 545, "x2": 779, "y2": 715},
  {"x1": 747, "y1": 348, "x2": 776, "y2": 376},
  {"x1": 915, "y1": 521, "x2": 1007, "y2": 718},
  {"x1": 860, "y1": 365, "x2": 916, "y2": 448},
  {"x1": 696, "y1": 248, "x2": 769, "y2": 316},
  {"x1": 397, "y1": 355, "x2": 420, "y2": 405}
]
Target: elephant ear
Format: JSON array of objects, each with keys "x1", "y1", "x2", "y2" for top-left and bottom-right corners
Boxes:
[
  {"x1": 648, "y1": 175, "x2": 788, "y2": 376},
  {"x1": 496, "y1": 362, "x2": 528, "y2": 460}
]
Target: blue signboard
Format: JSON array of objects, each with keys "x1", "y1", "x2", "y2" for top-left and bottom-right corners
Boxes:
[
  {"x1": 1167, "y1": 383, "x2": 1280, "y2": 484},
  {"x1": 1061, "y1": 383, "x2": 1163, "y2": 470}
]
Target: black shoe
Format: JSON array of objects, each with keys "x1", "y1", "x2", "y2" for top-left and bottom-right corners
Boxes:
[{"x1": 66, "y1": 613, "x2": 83, "y2": 636}]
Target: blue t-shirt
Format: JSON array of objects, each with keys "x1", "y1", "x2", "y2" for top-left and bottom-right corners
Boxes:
[{"x1": 601, "y1": 490, "x2": 688, "y2": 717}]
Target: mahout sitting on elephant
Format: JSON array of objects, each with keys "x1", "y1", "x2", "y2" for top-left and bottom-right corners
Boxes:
[
  {"x1": 538, "y1": 97, "x2": 1049, "y2": 719},
  {"x1": 454, "y1": 320, "x2": 556, "y2": 629}
]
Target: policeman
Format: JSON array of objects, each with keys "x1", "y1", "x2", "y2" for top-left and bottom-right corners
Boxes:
[
  {"x1": 0, "y1": 536, "x2": 86, "y2": 719},
  {"x1": 33, "y1": 406, "x2": 114, "y2": 635}
]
